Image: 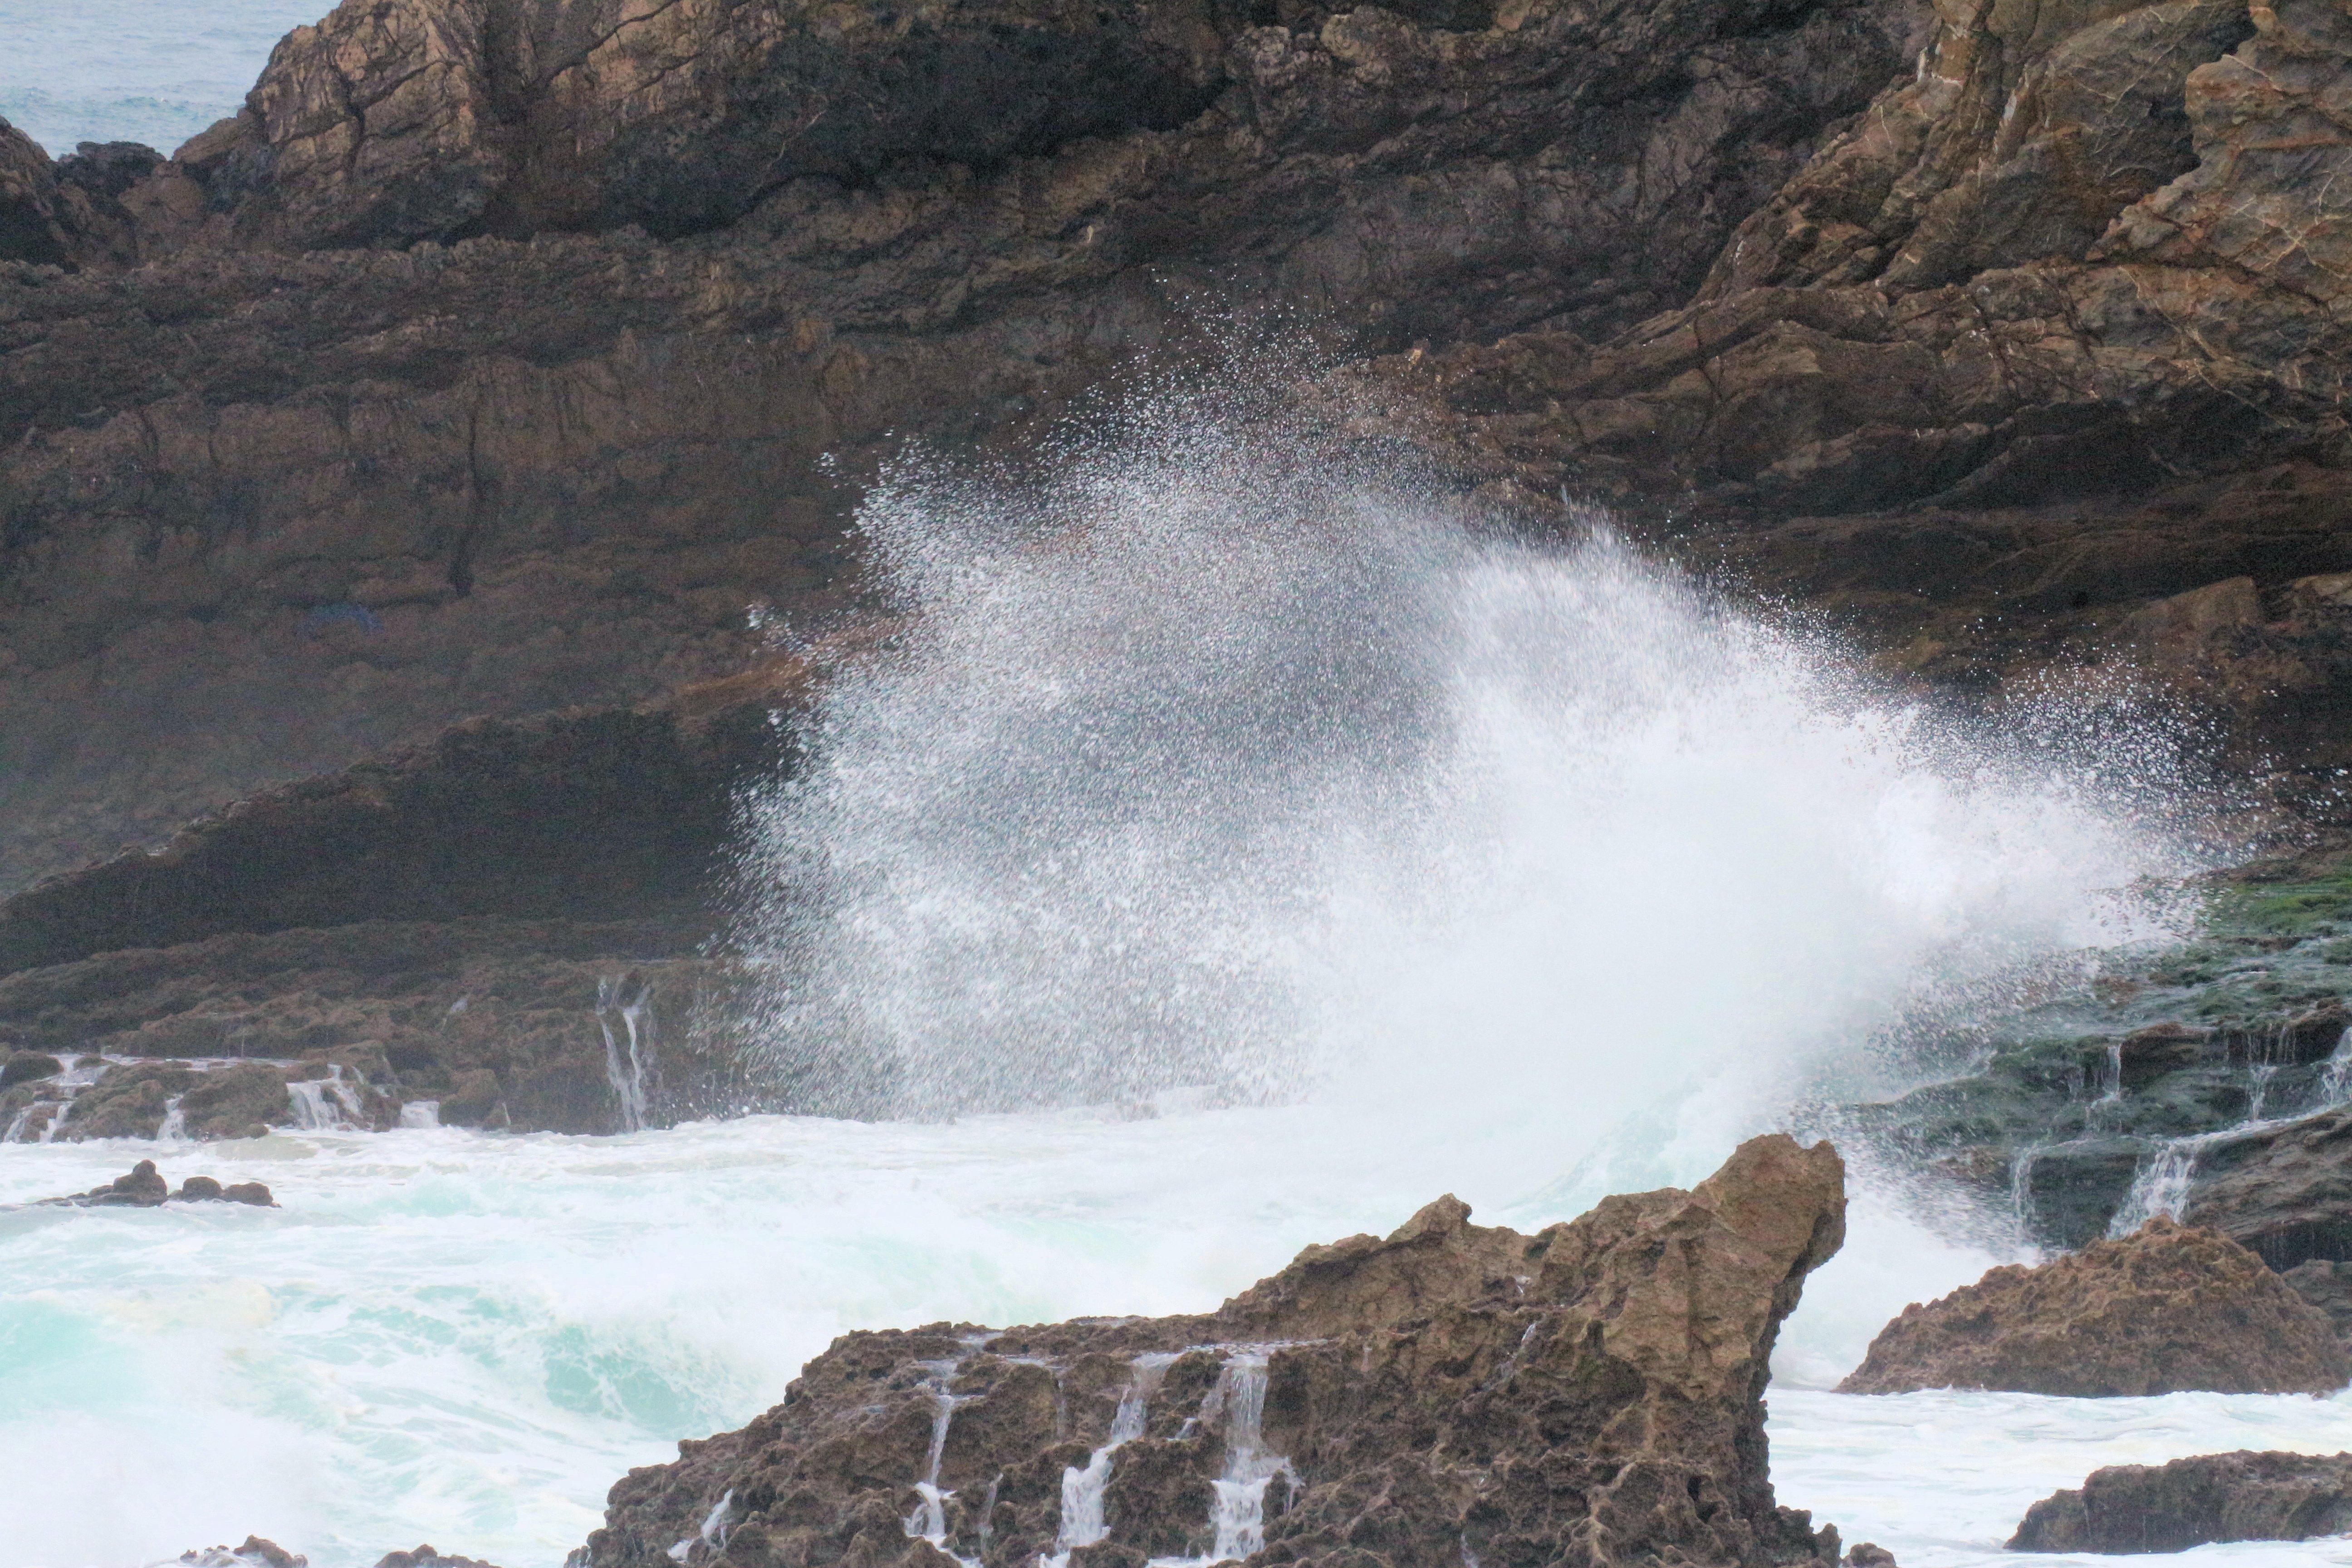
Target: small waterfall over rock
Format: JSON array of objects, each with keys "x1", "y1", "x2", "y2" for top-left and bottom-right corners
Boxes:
[
  {"x1": 1145, "y1": 1348, "x2": 1297, "y2": 1568},
  {"x1": 596, "y1": 975, "x2": 657, "y2": 1133},
  {"x1": 1043, "y1": 1352, "x2": 1178, "y2": 1568},
  {"x1": 287, "y1": 1063, "x2": 368, "y2": 1131}
]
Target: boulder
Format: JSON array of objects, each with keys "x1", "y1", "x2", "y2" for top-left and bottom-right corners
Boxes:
[
  {"x1": 2008, "y1": 1451, "x2": 2352, "y2": 1553},
  {"x1": 0, "y1": 1049, "x2": 59, "y2": 1088},
  {"x1": 572, "y1": 1136, "x2": 1853, "y2": 1568},
  {"x1": 372, "y1": 1548, "x2": 505, "y2": 1568},
  {"x1": 1838, "y1": 1218, "x2": 2350, "y2": 1396},
  {"x1": 180, "y1": 1061, "x2": 294, "y2": 1139},
  {"x1": 26, "y1": 1163, "x2": 275, "y2": 1208}
]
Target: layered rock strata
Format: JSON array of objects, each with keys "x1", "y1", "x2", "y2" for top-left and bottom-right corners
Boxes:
[
  {"x1": 574, "y1": 1135, "x2": 1855, "y2": 1568},
  {"x1": 1837, "y1": 1218, "x2": 2350, "y2": 1396},
  {"x1": 0, "y1": 0, "x2": 1930, "y2": 897},
  {"x1": 2008, "y1": 1451, "x2": 2352, "y2": 1553}
]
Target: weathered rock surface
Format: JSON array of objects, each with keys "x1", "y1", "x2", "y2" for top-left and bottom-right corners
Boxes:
[
  {"x1": 30, "y1": 1159, "x2": 275, "y2": 1208},
  {"x1": 1838, "y1": 1218, "x2": 2350, "y2": 1396},
  {"x1": 0, "y1": 0, "x2": 1929, "y2": 899},
  {"x1": 575, "y1": 1135, "x2": 1852, "y2": 1568},
  {"x1": 2283, "y1": 1260, "x2": 2352, "y2": 1341},
  {"x1": 2183, "y1": 1108, "x2": 2352, "y2": 1271},
  {"x1": 372, "y1": 1548, "x2": 506, "y2": 1568},
  {"x1": 0, "y1": 666, "x2": 811, "y2": 1135},
  {"x1": 179, "y1": 1539, "x2": 306, "y2": 1568},
  {"x1": 2008, "y1": 1450, "x2": 2352, "y2": 1553}
]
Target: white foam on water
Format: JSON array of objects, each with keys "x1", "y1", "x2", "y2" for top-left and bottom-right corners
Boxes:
[
  {"x1": 1770, "y1": 1387, "x2": 2352, "y2": 1567},
  {"x1": 5, "y1": 1118, "x2": 2350, "y2": 1567},
  {"x1": 0, "y1": 0, "x2": 328, "y2": 158}
]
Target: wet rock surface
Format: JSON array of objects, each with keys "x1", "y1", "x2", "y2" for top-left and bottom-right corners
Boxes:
[
  {"x1": 2007, "y1": 1450, "x2": 2352, "y2": 1553},
  {"x1": 1838, "y1": 1218, "x2": 2348, "y2": 1396},
  {"x1": 28, "y1": 1159, "x2": 276, "y2": 1208},
  {"x1": 575, "y1": 1135, "x2": 1852, "y2": 1568},
  {"x1": 372, "y1": 1548, "x2": 507, "y2": 1568},
  {"x1": 1834, "y1": 859, "x2": 2352, "y2": 1255},
  {"x1": 179, "y1": 1539, "x2": 306, "y2": 1568}
]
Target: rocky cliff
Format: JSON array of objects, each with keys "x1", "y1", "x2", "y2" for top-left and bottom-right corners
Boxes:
[
  {"x1": 6, "y1": 0, "x2": 2352, "y2": 1132},
  {"x1": 573, "y1": 1135, "x2": 1865, "y2": 1568}
]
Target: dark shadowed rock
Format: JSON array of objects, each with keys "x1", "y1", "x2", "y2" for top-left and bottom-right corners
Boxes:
[
  {"x1": 1838, "y1": 1218, "x2": 2350, "y2": 1396},
  {"x1": 2007, "y1": 1450, "x2": 2352, "y2": 1553},
  {"x1": 574, "y1": 1135, "x2": 1851, "y2": 1568},
  {"x1": 2283, "y1": 1260, "x2": 2352, "y2": 1341},
  {"x1": 2183, "y1": 1107, "x2": 2352, "y2": 1270},
  {"x1": 0, "y1": 1049, "x2": 59, "y2": 1088}
]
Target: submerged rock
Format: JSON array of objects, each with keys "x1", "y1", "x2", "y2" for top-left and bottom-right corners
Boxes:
[
  {"x1": 33, "y1": 1161, "x2": 275, "y2": 1209},
  {"x1": 1838, "y1": 1218, "x2": 2349, "y2": 1396},
  {"x1": 373, "y1": 1548, "x2": 506, "y2": 1568},
  {"x1": 2007, "y1": 1451, "x2": 2352, "y2": 1553},
  {"x1": 178, "y1": 1536, "x2": 306, "y2": 1568},
  {"x1": 574, "y1": 1135, "x2": 1852, "y2": 1568}
]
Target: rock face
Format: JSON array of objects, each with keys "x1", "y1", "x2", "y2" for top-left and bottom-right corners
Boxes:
[
  {"x1": 2183, "y1": 1107, "x2": 2352, "y2": 1271},
  {"x1": 0, "y1": 0, "x2": 1928, "y2": 901},
  {"x1": 0, "y1": 666, "x2": 810, "y2": 1136},
  {"x1": 575, "y1": 1135, "x2": 1852, "y2": 1568},
  {"x1": 2008, "y1": 1451, "x2": 2352, "y2": 1553},
  {"x1": 1838, "y1": 1218, "x2": 2350, "y2": 1396}
]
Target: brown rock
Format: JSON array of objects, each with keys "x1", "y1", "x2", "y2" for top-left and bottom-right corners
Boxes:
[
  {"x1": 2283, "y1": 1259, "x2": 2352, "y2": 1341},
  {"x1": 2182, "y1": 1108, "x2": 2352, "y2": 1269},
  {"x1": 2007, "y1": 1451, "x2": 2352, "y2": 1553},
  {"x1": 372, "y1": 1547, "x2": 505, "y2": 1568},
  {"x1": 0, "y1": 1049, "x2": 59, "y2": 1088},
  {"x1": 179, "y1": 1538, "x2": 308, "y2": 1568},
  {"x1": 175, "y1": 1175, "x2": 224, "y2": 1200},
  {"x1": 574, "y1": 1136, "x2": 1851, "y2": 1568},
  {"x1": 221, "y1": 1181, "x2": 276, "y2": 1206},
  {"x1": 1838, "y1": 1217, "x2": 2350, "y2": 1396},
  {"x1": 180, "y1": 1062, "x2": 295, "y2": 1139}
]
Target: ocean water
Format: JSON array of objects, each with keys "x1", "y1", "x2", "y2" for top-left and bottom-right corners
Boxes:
[
  {"x1": 4, "y1": 1120, "x2": 2351, "y2": 1568},
  {"x1": 0, "y1": 0, "x2": 325, "y2": 158}
]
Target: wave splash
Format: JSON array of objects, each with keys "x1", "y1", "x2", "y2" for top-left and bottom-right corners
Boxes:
[{"x1": 733, "y1": 372, "x2": 2205, "y2": 1193}]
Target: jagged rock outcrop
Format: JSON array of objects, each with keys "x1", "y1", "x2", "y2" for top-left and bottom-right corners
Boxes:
[
  {"x1": 2008, "y1": 1451, "x2": 2352, "y2": 1553},
  {"x1": 575, "y1": 1136, "x2": 1853, "y2": 1568},
  {"x1": 1838, "y1": 1218, "x2": 2350, "y2": 1396},
  {"x1": 2283, "y1": 1260, "x2": 2352, "y2": 1341}
]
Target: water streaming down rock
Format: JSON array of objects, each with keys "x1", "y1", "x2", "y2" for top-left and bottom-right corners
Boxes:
[
  {"x1": 286, "y1": 1065, "x2": 368, "y2": 1132},
  {"x1": 1042, "y1": 1353, "x2": 1177, "y2": 1568},
  {"x1": 597, "y1": 976, "x2": 656, "y2": 1133},
  {"x1": 1165, "y1": 1349, "x2": 1297, "y2": 1567}
]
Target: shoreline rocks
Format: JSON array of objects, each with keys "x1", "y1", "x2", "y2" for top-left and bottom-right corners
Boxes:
[
  {"x1": 1838, "y1": 1219, "x2": 2349, "y2": 1397},
  {"x1": 2008, "y1": 1451, "x2": 2352, "y2": 1553},
  {"x1": 573, "y1": 1135, "x2": 1856, "y2": 1568},
  {"x1": 31, "y1": 1158, "x2": 274, "y2": 1209}
]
